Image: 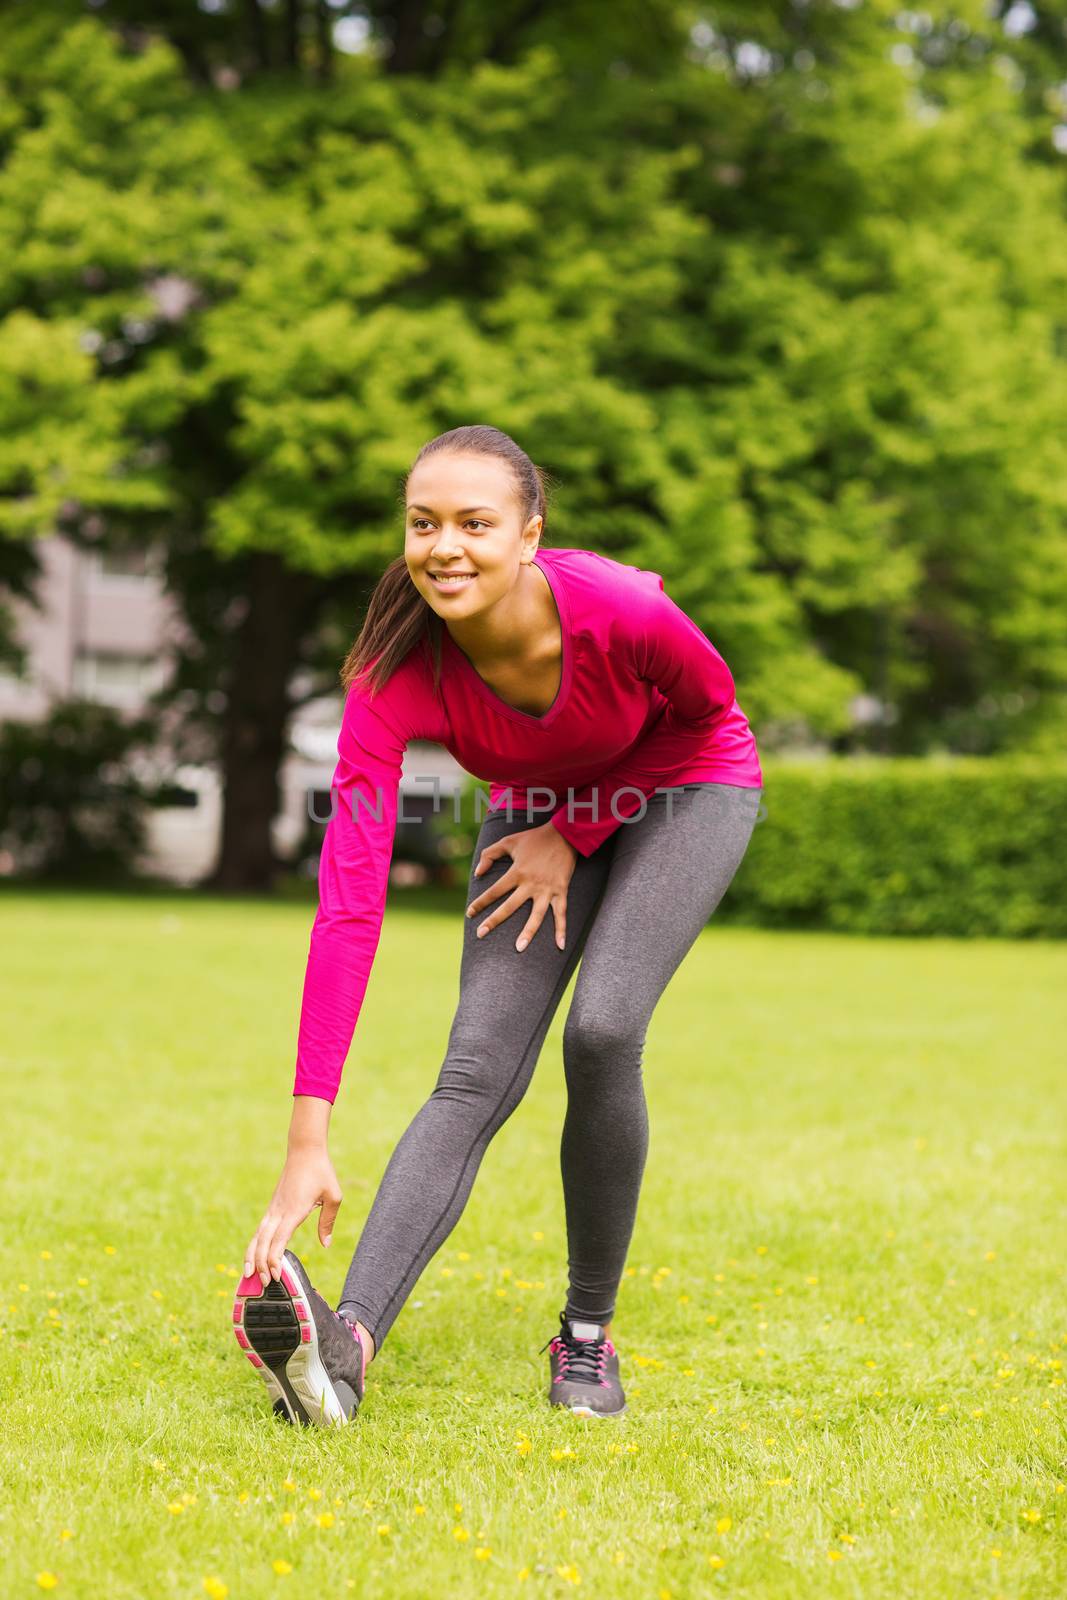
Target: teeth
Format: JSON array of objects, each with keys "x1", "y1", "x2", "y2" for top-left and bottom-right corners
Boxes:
[{"x1": 433, "y1": 574, "x2": 474, "y2": 583}]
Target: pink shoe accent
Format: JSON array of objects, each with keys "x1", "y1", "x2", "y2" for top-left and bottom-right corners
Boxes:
[
  {"x1": 231, "y1": 1305, "x2": 243, "y2": 1324},
  {"x1": 280, "y1": 1268, "x2": 299, "y2": 1297},
  {"x1": 295, "y1": 1303, "x2": 308, "y2": 1322},
  {"x1": 236, "y1": 1274, "x2": 263, "y2": 1298},
  {"x1": 300, "y1": 1325, "x2": 311, "y2": 1343},
  {"x1": 234, "y1": 1328, "x2": 251, "y2": 1349},
  {"x1": 246, "y1": 1351, "x2": 264, "y2": 1368}
]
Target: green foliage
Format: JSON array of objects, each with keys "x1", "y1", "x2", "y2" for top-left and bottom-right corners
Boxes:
[
  {"x1": 0, "y1": 698, "x2": 159, "y2": 881},
  {"x1": 723, "y1": 757, "x2": 1067, "y2": 938},
  {"x1": 1, "y1": 1, "x2": 1065, "y2": 764}
]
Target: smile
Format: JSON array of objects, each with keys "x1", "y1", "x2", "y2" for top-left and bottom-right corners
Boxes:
[{"x1": 429, "y1": 573, "x2": 477, "y2": 587}]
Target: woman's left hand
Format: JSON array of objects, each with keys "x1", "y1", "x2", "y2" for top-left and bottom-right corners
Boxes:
[{"x1": 466, "y1": 821, "x2": 577, "y2": 952}]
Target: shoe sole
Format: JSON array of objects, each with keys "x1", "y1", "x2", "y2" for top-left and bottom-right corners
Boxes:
[
  {"x1": 232, "y1": 1263, "x2": 355, "y2": 1427},
  {"x1": 553, "y1": 1399, "x2": 627, "y2": 1419}
]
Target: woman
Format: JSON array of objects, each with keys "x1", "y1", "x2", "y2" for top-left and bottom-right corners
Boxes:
[{"x1": 233, "y1": 425, "x2": 763, "y2": 1427}]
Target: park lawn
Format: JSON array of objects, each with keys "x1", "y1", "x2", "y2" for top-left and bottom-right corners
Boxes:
[{"x1": 1, "y1": 887, "x2": 1065, "y2": 1600}]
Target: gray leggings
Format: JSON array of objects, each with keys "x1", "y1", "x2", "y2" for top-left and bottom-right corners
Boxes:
[{"x1": 337, "y1": 782, "x2": 762, "y2": 1352}]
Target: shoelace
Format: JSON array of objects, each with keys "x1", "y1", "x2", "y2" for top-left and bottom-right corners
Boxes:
[
  {"x1": 539, "y1": 1316, "x2": 616, "y2": 1387},
  {"x1": 334, "y1": 1309, "x2": 366, "y2": 1364}
]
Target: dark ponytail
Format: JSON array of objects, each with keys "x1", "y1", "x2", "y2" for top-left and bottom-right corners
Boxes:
[{"x1": 340, "y1": 425, "x2": 552, "y2": 698}]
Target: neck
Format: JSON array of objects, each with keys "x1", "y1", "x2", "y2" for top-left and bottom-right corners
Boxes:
[{"x1": 445, "y1": 558, "x2": 545, "y2": 665}]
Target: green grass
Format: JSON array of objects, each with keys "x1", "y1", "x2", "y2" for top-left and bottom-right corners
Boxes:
[{"x1": 2, "y1": 888, "x2": 1065, "y2": 1599}]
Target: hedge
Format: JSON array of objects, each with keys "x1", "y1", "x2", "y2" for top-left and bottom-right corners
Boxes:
[{"x1": 718, "y1": 756, "x2": 1067, "y2": 938}]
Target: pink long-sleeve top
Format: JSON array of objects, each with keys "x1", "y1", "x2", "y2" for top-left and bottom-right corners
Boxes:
[{"x1": 294, "y1": 545, "x2": 762, "y2": 1101}]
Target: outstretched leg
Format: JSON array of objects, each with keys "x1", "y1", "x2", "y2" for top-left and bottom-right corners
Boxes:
[{"x1": 336, "y1": 804, "x2": 615, "y2": 1355}]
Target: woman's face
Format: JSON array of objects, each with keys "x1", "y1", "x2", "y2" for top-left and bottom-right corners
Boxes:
[{"x1": 404, "y1": 451, "x2": 542, "y2": 618}]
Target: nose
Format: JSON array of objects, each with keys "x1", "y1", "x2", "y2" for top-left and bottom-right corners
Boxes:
[{"x1": 430, "y1": 529, "x2": 464, "y2": 560}]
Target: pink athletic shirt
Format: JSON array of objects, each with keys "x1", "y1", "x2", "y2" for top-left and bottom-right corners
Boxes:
[{"x1": 294, "y1": 546, "x2": 762, "y2": 1101}]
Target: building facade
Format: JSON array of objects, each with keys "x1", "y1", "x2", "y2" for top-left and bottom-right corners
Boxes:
[{"x1": 0, "y1": 536, "x2": 468, "y2": 884}]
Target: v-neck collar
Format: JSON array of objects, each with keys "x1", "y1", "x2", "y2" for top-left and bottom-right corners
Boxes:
[{"x1": 442, "y1": 547, "x2": 572, "y2": 727}]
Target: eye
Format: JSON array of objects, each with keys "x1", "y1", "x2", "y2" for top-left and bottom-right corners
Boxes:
[{"x1": 410, "y1": 518, "x2": 432, "y2": 530}]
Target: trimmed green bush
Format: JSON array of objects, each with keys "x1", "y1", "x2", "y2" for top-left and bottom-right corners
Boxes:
[{"x1": 721, "y1": 757, "x2": 1067, "y2": 938}]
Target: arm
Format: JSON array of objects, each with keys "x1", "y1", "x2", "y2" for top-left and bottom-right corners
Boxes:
[
  {"x1": 549, "y1": 579, "x2": 736, "y2": 857},
  {"x1": 293, "y1": 674, "x2": 412, "y2": 1103}
]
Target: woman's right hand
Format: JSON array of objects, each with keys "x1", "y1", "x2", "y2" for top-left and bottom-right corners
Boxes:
[{"x1": 243, "y1": 1145, "x2": 343, "y2": 1287}]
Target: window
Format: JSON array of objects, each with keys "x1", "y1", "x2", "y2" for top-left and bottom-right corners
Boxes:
[
  {"x1": 72, "y1": 650, "x2": 167, "y2": 702},
  {"x1": 87, "y1": 547, "x2": 161, "y2": 584}
]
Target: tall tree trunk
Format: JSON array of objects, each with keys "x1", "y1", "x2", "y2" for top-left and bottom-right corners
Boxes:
[{"x1": 208, "y1": 551, "x2": 318, "y2": 893}]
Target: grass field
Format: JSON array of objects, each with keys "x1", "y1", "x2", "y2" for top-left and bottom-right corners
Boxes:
[{"x1": 2, "y1": 887, "x2": 1065, "y2": 1599}]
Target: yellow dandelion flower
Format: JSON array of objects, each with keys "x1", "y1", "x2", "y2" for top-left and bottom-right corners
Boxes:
[
  {"x1": 555, "y1": 1564, "x2": 580, "y2": 1584},
  {"x1": 203, "y1": 1582, "x2": 228, "y2": 1600},
  {"x1": 454, "y1": 1501, "x2": 463, "y2": 1514},
  {"x1": 104, "y1": 1246, "x2": 116, "y2": 1255},
  {"x1": 316, "y1": 1513, "x2": 335, "y2": 1529},
  {"x1": 612, "y1": 1553, "x2": 626, "y2": 1565},
  {"x1": 151, "y1": 1290, "x2": 163, "y2": 1301},
  {"x1": 716, "y1": 1516, "x2": 731, "y2": 1534},
  {"x1": 413, "y1": 1505, "x2": 426, "y2": 1515},
  {"x1": 937, "y1": 1404, "x2": 949, "y2": 1414},
  {"x1": 307, "y1": 1487, "x2": 322, "y2": 1501},
  {"x1": 1022, "y1": 1508, "x2": 1041, "y2": 1523},
  {"x1": 985, "y1": 1251, "x2": 996, "y2": 1261},
  {"x1": 474, "y1": 1548, "x2": 492, "y2": 1560},
  {"x1": 77, "y1": 1278, "x2": 88, "y2": 1287},
  {"x1": 1056, "y1": 1483, "x2": 1066, "y2": 1495},
  {"x1": 706, "y1": 1314, "x2": 717, "y2": 1324},
  {"x1": 376, "y1": 1523, "x2": 391, "y2": 1536},
  {"x1": 990, "y1": 1548, "x2": 1002, "y2": 1559},
  {"x1": 272, "y1": 1560, "x2": 293, "y2": 1576},
  {"x1": 59, "y1": 1530, "x2": 74, "y2": 1542},
  {"x1": 515, "y1": 1438, "x2": 532, "y2": 1456},
  {"x1": 282, "y1": 1478, "x2": 296, "y2": 1492},
  {"x1": 280, "y1": 1513, "x2": 295, "y2": 1526},
  {"x1": 839, "y1": 1532, "x2": 856, "y2": 1545},
  {"x1": 181, "y1": 1493, "x2": 197, "y2": 1506},
  {"x1": 457, "y1": 1251, "x2": 471, "y2": 1261},
  {"x1": 517, "y1": 1568, "x2": 531, "y2": 1581},
  {"x1": 454, "y1": 1527, "x2": 470, "y2": 1542},
  {"x1": 827, "y1": 1548, "x2": 844, "y2": 1562},
  {"x1": 682, "y1": 1367, "x2": 695, "y2": 1376},
  {"x1": 972, "y1": 1408, "x2": 984, "y2": 1418},
  {"x1": 36, "y1": 1576, "x2": 59, "y2": 1591},
  {"x1": 439, "y1": 1267, "x2": 454, "y2": 1277},
  {"x1": 41, "y1": 1251, "x2": 53, "y2": 1260},
  {"x1": 18, "y1": 1284, "x2": 28, "y2": 1292},
  {"x1": 708, "y1": 1554, "x2": 725, "y2": 1569},
  {"x1": 237, "y1": 1492, "x2": 249, "y2": 1505},
  {"x1": 167, "y1": 1502, "x2": 184, "y2": 1515},
  {"x1": 805, "y1": 1275, "x2": 818, "y2": 1285}
]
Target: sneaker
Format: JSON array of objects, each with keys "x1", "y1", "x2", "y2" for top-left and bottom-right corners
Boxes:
[
  {"x1": 232, "y1": 1248, "x2": 367, "y2": 1427},
  {"x1": 540, "y1": 1311, "x2": 626, "y2": 1418}
]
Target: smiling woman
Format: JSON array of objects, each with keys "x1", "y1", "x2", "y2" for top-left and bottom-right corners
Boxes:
[{"x1": 234, "y1": 424, "x2": 763, "y2": 1429}]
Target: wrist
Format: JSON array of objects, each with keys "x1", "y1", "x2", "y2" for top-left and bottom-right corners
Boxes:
[{"x1": 288, "y1": 1094, "x2": 331, "y2": 1152}]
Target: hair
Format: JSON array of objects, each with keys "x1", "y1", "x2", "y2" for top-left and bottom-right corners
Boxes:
[{"x1": 340, "y1": 425, "x2": 553, "y2": 698}]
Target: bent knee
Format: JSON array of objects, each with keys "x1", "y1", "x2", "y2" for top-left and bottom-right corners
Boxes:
[{"x1": 563, "y1": 1009, "x2": 646, "y2": 1073}]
